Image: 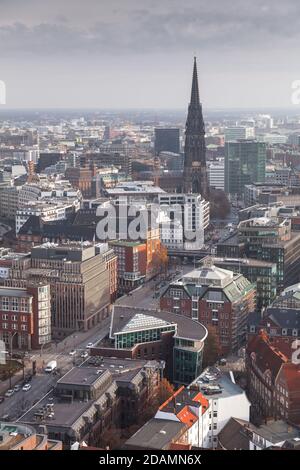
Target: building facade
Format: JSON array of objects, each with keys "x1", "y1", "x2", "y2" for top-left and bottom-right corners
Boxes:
[
  {"x1": 0, "y1": 283, "x2": 51, "y2": 350},
  {"x1": 160, "y1": 262, "x2": 256, "y2": 355},
  {"x1": 6, "y1": 243, "x2": 110, "y2": 337},
  {"x1": 225, "y1": 140, "x2": 266, "y2": 197},
  {"x1": 92, "y1": 306, "x2": 207, "y2": 385}
]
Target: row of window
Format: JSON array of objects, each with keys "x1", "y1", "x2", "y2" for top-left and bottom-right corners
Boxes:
[
  {"x1": 1, "y1": 323, "x2": 27, "y2": 331},
  {"x1": 2, "y1": 314, "x2": 28, "y2": 322}
]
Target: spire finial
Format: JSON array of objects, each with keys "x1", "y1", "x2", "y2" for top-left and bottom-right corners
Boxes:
[{"x1": 191, "y1": 56, "x2": 200, "y2": 105}]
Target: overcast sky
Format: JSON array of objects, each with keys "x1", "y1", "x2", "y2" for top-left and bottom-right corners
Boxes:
[{"x1": 0, "y1": 0, "x2": 300, "y2": 109}]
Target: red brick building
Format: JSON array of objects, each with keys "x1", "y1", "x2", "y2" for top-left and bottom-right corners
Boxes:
[
  {"x1": 248, "y1": 307, "x2": 300, "y2": 359},
  {"x1": 246, "y1": 331, "x2": 300, "y2": 424},
  {"x1": 160, "y1": 263, "x2": 256, "y2": 355},
  {"x1": 0, "y1": 282, "x2": 51, "y2": 350},
  {"x1": 109, "y1": 240, "x2": 147, "y2": 293}
]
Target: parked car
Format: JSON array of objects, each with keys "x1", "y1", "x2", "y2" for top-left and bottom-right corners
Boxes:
[
  {"x1": 69, "y1": 350, "x2": 76, "y2": 356},
  {"x1": 22, "y1": 383, "x2": 31, "y2": 392},
  {"x1": 5, "y1": 389, "x2": 14, "y2": 398},
  {"x1": 81, "y1": 351, "x2": 88, "y2": 359},
  {"x1": 86, "y1": 342, "x2": 93, "y2": 349},
  {"x1": 13, "y1": 385, "x2": 21, "y2": 393},
  {"x1": 0, "y1": 396, "x2": 4, "y2": 404}
]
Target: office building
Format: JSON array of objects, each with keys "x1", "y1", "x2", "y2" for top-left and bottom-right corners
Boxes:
[
  {"x1": 6, "y1": 243, "x2": 110, "y2": 337},
  {"x1": 19, "y1": 358, "x2": 161, "y2": 448},
  {"x1": 207, "y1": 161, "x2": 225, "y2": 190},
  {"x1": 154, "y1": 128, "x2": 180, "y2": 155},
  {"x1": 224, "y1": 126, "x2": 255, "y2": 142},
  {"x1": 92, "y1": 305, "x2": 207, "y2": 385},
  {"x1": 0, "y1": 282, "x2": 51, "y2": 350},
  {"x1": 225, "y1": 140, "x2": 266, "y2": 197},
  {"x1": 158, "y1": 193, "x2": 209, "y2": 250},
  {"x1": 238, "y1": 217, "x2": 300, "y2": 290},
  {"x1": 160, "y1": 260, "x2": 256, "y2": 355},
  {"x1": 202, "y1": 256, "x2": 277, "y2": 309}
]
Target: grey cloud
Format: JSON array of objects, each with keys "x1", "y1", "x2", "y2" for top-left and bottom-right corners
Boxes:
[{"x1": 1, "y1": 0, "x2": 300, "y2": 58}]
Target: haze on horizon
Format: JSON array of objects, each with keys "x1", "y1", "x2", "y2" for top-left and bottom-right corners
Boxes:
[{"x1": 0, "y1": 0, "x2": 300, "y2": 110}]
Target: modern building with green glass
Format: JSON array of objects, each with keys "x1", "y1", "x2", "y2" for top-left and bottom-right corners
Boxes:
[
  {"x1": 202, "y1": 256, "x2": 277, "y2": 309},
  {"x1": 95, "y1": 305, "x2": 207, "y2": 386},
  {"x1": 225, "y1": 140, "x2": 266, "y2": 197}
]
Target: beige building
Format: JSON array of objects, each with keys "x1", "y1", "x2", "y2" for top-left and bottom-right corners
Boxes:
[{"x1": 6, "y1": 242, "x2": 110, "y2": 338}]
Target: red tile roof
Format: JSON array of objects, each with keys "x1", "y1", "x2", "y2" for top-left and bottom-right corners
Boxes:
[
  {"x1": 193, "y1": 392, "x2": 209, "y2": 414},
  {"x1": 177, "y1": 406, "x2": 198, "y2": 427}
]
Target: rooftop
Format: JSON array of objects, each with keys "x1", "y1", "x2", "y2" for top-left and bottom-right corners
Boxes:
[
  {"x1": 0, "y1": 287, "x2": 31, "y2": 298},
  {"x1": 57, "y1": 366, "x2": 108, "y2": 387},
  {"x1": 124, "y1": 418, "x2": 186, "y2": 450},
  {"x1": 110, "y1": 306, "x2": 207, "y2": 342},
  {"x1": 192, "y1": 366, "x2": 248, "y2": 400}
]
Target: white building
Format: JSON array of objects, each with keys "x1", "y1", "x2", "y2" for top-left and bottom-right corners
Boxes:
[
  {"x1": 128, "y1": 366, "x2": 250, "y2": 450},
  {"x1": 208, "y1": 161, "x2": 225, "y2": 190},
  {"x1": 259, "y1": 133, "x2": 288, "y2": 145},
  {"x1": 16, "y1": 200, "x2": 79, "y2": 234},
  {"x1": 158, "y1": 193, "x2": 209, "y2": 251},
  {"x1": 18, "y1": 180, "x2": 81, "y2": 206},
  {"x1": 224, "y1": 126, "x2": 255, "y2": 142}
]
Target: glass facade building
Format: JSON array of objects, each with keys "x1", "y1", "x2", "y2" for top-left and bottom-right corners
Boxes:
[{"x1": 225, "y1": 140, "x2": 266, "y2": 197}]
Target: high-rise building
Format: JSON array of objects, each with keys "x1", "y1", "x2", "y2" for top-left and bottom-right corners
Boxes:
[
  {"x1": 183, "y1": 58, "x2": 209, "y2": 198},
  {"x1": 225, "y1": 140, "x2": 266, "y2": 197},
  {"x1": 207, "y1": 161, "x2": 225, "y2": 190},
  {"x1": 158, "y1": 193, "x2": 209, "y2": 250},
  {"x1": 154, "y1": 128, "x2": 180, "y2": 155}
]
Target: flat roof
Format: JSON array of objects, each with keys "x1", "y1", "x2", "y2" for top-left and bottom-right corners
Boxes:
[
  {"x1": 193, "y1": 366, "x2": 248, "y2": 400},
  {"x1": 254, "y1": 420, "x2": 300, "y2": 443},
  {"x1": 125, "y1": 418, "x2": 186, "y2": 449},
  {"x1": 57, "y1": 367, "x2": 107, "y2": 387},
  {"x1": 20, "y1": 396, "x2": 93, "y2": 428},
  {"x1": 0, "y1": 287, "x2": 31, "y2": 298}
]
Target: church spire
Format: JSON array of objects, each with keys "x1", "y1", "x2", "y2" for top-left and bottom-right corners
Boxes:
[
  {"x1": 182, "y1": 57, "x2": 209, "y2": 198},
  {"x1": 190, "y1": 57, "x2": 200, "y2": 106}
]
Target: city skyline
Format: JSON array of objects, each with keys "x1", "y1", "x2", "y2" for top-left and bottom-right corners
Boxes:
[{"x1": 0, "y1": 0, "x2": 300, "y2": 109}]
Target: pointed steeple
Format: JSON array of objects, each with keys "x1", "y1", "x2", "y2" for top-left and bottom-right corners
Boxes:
[
  {"x1": 190, "y1": 57, "x2": 200, "y2": 105},
  {"x1": 183, "y1": 57, "x2": 209, "y2": 198}
]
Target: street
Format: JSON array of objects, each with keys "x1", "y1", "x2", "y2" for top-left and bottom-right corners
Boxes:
[{"x1": 0, "y1": 318, "x2": 110, "y2": 421}]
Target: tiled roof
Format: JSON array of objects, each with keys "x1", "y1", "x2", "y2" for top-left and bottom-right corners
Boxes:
[
  {"x1": 177, "y1": 406, "x2": 197, "y2": 427},
  {"x1": 247, "y1": 332, "x2": 288, "y2": 378},
  {"x1": 280, "y1": 363, "x2": 300, "y2": 391},
  {"x1": 193, "y1": 392, "x2": 209, "y2": 414}
]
